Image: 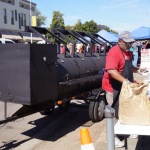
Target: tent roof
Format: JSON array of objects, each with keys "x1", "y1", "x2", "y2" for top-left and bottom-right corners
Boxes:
[
  {"x1": 97, "y1": 29, "x2": 118, "y2": 43},
  {"x1": 131, "y1": 26, "x2": 150, "y2": 40}
]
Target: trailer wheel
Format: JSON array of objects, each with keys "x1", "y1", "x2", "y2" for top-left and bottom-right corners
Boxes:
[
  {"x1": 89, "y1": 101, "x2": 95, "y2": 121},
  {"x1": 94, "y1": 96, "x2": 106, "y2": 122},
  {"x1": 89, "y1": 96, "x2": 106, "y2": 122}
]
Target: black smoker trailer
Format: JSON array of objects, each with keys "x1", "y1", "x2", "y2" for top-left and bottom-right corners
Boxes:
[{"x1": 0, "y1": 26, "x2": 108, "y2": 124}]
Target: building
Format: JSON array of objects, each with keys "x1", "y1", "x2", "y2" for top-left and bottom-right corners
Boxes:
[
  {"x1": 0, "y1": 0, "x2": 36, "y2": 31},
  {"x1": 0, "y1": 0, "x2": 42, "y2": 42}
]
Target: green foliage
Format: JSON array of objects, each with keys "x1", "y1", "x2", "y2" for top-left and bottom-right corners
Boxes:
[
  {"x1": 74, "y1": 19, "x2": 83, "y2": 31},
  {"x1": 35, "y1": 9, "x2": 119, "y2": 43},
  {"x1": 74, "y1": 20, "x2": 99, "y2": 33},
  {"x1": 50, "y1": 37, "x2": 55, "y2": 43},
  {"x1": 35, "y1": 9, "x2": 46, "y2": 27},
  {"x1": 46, "y1": 10, "x2": 118, "y2": 36},
  {"x1": 45, "y1": 27, "x2": 56, "y2": 42},
  {"x1": 83, "y1": 20, "x2": 99, "y2": 33},
  {"x1": 50, "y1": 11, "x2": 65, "y2": 29},
  {"x1": 105, "y1": 26, "x2": 118, "y2": 34},
  {"x1": 65, "y1": 25, "x2": 73, "y2": 30}
]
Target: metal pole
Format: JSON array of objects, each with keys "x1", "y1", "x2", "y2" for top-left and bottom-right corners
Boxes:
[
  {"x1": 104, "y1": 105, "x2": 115, "y2": 150},
  {"x1": 30, "y1": 0, "x2": 32, "y2": 43},
  {"x1": 4, "y1": 102, "x2": 7, "y2": 119}
]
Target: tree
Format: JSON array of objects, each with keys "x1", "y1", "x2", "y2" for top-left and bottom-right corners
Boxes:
[
  {"x1": 74, "y1": 20, "x2": 99, "y2": 33},
  {"x1": 105, "y1": 26, "x2": 118, "y2": 34},
  {"x1": 82, "y1": 20, "x2": 99, "y2": 33},
  {"x1": 35, "y1": 9, "x2": 46, "y2": 27},
  {"x1": 74, "y1": 19, "x2": 83, "y2": 31},
  {"x1": 65, "y1": 25, "x2": 74, "y2": 31},
  {"x1": 50, "y1": 11, "x2": 65, "y2": 29}
]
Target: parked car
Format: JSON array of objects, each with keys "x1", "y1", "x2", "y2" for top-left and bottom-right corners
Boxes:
[
  {"x1": 0, "y1": 38, "x2": 15, "y2": 44},
  {"x1": 37, "y1": 40, "x2": 46, "y2": 44}
]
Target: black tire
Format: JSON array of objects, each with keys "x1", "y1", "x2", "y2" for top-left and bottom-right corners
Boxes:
[
  {"x1": 89, "y1": 101, "x2": 96, "y2": 122},
  {"x1": 89, "y1": 96, "x2": 106, "y2": 122},
  {"x1": 93, "y1": 96, "x2": 106, "y2": 122}
]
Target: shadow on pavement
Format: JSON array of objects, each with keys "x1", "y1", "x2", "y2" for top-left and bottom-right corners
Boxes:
[
  {"x1": 22, "y1": 102, "x2": 91, "y2": 141},
  {"x1": 0, "y1": 101, "x2": 99, "y2": 149},
  {"x1": 0, "y1": 139, "x2": 31, "y2": 150}
]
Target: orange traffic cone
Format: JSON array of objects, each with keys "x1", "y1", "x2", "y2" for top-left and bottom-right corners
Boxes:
[{"x1": 80, "y1": 128, "x2": 95, "y2": 150}]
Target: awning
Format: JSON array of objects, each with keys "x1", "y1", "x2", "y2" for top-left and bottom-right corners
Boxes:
[
  {"x1": 0, "y1": 30, "x2": 43, "y2": 42},
  {"x1": 97, "y1": 29, "x2": 118, "y2": 43},
  {"x1": 19, "y1": 32, "x2": 43, "y2": 42},
  {"x1": 131, "y1": 26, "x2": 150, "y2": 40},
  {"x1": 0, "y1": 30, "x2": 22, "y2": 40}
]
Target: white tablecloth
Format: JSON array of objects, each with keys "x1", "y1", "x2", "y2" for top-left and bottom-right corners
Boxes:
[{"x1": 115, "y1": 121, "x2": 150, "y2": 135}]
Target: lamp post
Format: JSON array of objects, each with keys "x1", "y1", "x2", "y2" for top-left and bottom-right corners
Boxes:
[{"x1": 30, "y1": 0, "x2": 32, "y2": 43}]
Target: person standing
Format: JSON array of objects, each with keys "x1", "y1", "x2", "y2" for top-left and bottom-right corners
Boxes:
[
  {"x1": 102, "y1": 31, "x2": 139, "y2": 148},
  {"x1": 60, "y1": 44, "x2": 65, "y2": 54},
  {"x1": 132, "y1": 41, "x2": 140, "y2": 67}
]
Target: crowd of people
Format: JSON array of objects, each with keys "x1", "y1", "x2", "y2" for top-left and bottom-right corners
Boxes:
[
  {"x1": 142, "y1": 40, "x2": 150, "y2": 49},
  {"x1": 60, "y1": 43, "x2": 89, "y2": 54},
  {"x1": 59, "y1": 42, "x2": 111, "y2": 54},
  {"x1": 129, "y1": 40, "x2": 150, "y2": 67}
]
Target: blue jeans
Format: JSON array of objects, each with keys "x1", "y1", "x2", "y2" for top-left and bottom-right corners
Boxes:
[{"x1": 132, "y1": 51, "x2": 138, "y2": 67}]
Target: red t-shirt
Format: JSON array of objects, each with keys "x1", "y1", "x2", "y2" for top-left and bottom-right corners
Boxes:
[
  {"x1": 102, "y1": 45, "x2": 132, "y2": 93},
  {"x1": 61, "y1": 46, "x2": 65, "y2": 54}
]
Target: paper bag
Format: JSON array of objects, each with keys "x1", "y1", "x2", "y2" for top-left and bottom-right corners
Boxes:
[{"x1": 119, "y1": 81, "x2": 150, "y2": 125}]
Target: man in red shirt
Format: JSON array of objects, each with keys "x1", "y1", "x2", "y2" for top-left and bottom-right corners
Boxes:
[{"x1": 102, "y1": 31, "x2": 139, "y2": 147}]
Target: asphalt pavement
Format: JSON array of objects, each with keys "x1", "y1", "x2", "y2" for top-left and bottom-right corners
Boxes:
[{"x1": 0, "y1": 73, "x2": 150, "y2": 150}]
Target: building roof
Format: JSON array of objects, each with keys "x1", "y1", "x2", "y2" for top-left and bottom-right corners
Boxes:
[
  {"x1": 0, "y1": 30, "x2": 22, "y2": 40},
  {"x1": 0, "y1": 29, "x2": 43, "y2": 42}
]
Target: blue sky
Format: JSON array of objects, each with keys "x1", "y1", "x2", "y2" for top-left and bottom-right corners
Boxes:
[{"x1": 32, "y1": 0, "x2": 150, "y2": 33}]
